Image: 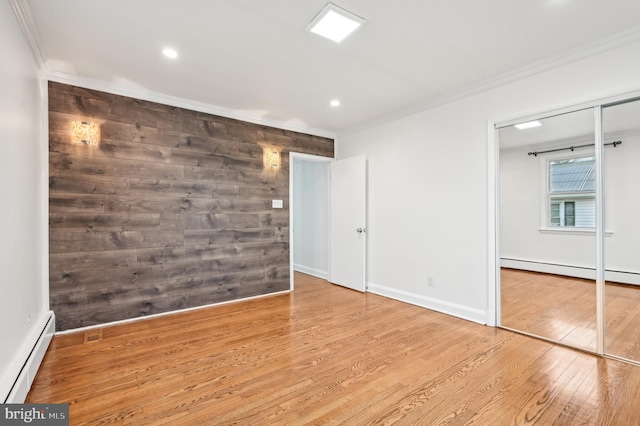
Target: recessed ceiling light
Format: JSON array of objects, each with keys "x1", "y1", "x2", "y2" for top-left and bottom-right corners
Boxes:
[
  {"x1": 330, "y1": 100, "x2": 341, "y2": 107},
  {"x1": 162, "y1": 48, "x2": 178, "y2": 59},
  {"x1": 307, "y1": 3, "x2": 365, "y2": 43},
  {"x1": 515, "y1": 120, "x2": 542, "y2": 130}
]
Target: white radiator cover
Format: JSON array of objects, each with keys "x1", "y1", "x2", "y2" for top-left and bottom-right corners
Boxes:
[{"x1": 2, "y1": 311, "x2": 55, "y2": 403}]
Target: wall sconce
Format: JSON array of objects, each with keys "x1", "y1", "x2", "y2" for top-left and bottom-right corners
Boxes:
[
  {"x1": 71, "y1": 121, "x2": 99, "y2": 145},
  {"x1": 265, "y1": 150, "x2": 280, "y2": 169}
]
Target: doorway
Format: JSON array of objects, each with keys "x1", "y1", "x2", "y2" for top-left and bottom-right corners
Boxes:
[{"x1": 289, "y1": 153, "x2": 332, "y2": 290}]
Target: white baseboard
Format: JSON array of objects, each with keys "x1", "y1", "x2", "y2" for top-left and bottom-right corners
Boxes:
[
  {"x1": 293, "y1": 264, "x2": 328, "y2": 280},
  {"x1": 367, "y1": 282, "x2": 487, "y2": 325},
  {"x1": 501, "y1": 258, "x2": 640, "y2": 285},
  {"x1": 3, "y1": 311, "x2": 55, "y2": 403},
  {"x1": 56, "y1": 290, "x2": 290, "y2": 336}
]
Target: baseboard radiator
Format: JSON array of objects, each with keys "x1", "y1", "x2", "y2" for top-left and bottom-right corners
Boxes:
[
  {"x1": 501, "y1": 258, "x2": 640, "y2": 286},
  {"x1": 3, "y1": 311, "x2": 55, "y2": 403}
]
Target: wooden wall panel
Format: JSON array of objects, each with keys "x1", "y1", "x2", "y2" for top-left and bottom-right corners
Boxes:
[{"x1": 48, "y1": 82, "x2": 334, "y2": 330}]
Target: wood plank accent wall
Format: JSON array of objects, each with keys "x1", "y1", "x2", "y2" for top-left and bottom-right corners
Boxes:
[{"x1": 48, "y1": 82, "x2": 334, "y2": 331}]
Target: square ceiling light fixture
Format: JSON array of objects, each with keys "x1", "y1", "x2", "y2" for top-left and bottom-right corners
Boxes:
[{"x1": 307, "y1": 3, "x2": 366, "y2": 43}]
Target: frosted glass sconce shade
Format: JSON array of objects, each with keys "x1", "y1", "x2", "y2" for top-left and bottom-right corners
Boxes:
[
  {"x1": 266, "y1": 150, "x2": 280, "y2": 168},
  {"x1": 71, "y1": 121, "x2": 99, "y2": 145}
]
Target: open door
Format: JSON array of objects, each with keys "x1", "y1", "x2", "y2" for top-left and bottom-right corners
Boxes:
[{"x1": 329, "y1": 155, "x2": 367, "y2": 292}]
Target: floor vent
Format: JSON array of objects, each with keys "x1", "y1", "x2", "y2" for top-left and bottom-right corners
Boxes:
[{"x1": 83, "y1": 329, "x2": 103, "y2": 344}]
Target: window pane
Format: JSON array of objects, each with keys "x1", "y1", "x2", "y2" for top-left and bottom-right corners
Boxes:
[
  {"x1": 550, "y1": 157, "x2": 595, "y2": 193},
  {"x1": 565, "y1": 201, "x2": 575, "y2": 226},
  {"x1": 550, "y1": 203, "x2": 560, "y2": 226}
]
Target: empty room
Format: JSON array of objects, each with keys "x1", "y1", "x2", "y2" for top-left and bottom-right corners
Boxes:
[{"x1": 2, "y1": 0, "x2": 640, "y2": 424}]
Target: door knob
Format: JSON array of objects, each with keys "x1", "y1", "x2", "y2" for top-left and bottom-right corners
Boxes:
[{"x1": 357, "y1": 228, "x2": 365, "y2": 233}]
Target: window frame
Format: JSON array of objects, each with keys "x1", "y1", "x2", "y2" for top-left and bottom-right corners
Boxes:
[{"x1": 540, "y1": 151, "x2": 596, "y2": 231}]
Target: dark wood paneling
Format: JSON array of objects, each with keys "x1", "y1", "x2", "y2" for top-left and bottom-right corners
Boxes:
[
  {"x1": 50, "y1": 250, "x2": 138, "y2": 271},
  {"x1": 50, "y1": 213, "x2": 161, "y2": 232},
  {"x1": 183, "y1": 165, "x2": 270, "y2": 184},
  {"x1": 104, "y1": 196, "x2": 224, "y2": 214},
  {"x1": 50, "y1": 137, "x2": 173, "y2": 164},
  {"x1": 49, "y1": 112, "x2": 131, "y2": 143},
  {"x1": 50, "y1": 230, "x2": 184, "y2": 253},
  {"x1": 183, "y1": 228, "x2": 277, "y2": 245},
  {"x1": 259, "y1": 212, "x2": 289, "y2": 228},
  {"x1": 136, "y1": 247, "x2": 186, "y2": 265},
  {"x1": 49, "y1": 194, "x2": 105, "y2": 214},
  {"x1": 50, "y1": 173, "x2": 131, "y2": 195},
  {"x1": 50, "y1": 265, "x2": 154, "y2": 290},
  {"x1": 49, "y1": 82, "x2": 333, "y2": 331},
  {"x1": 50, "y1": 151, "x2": 184, "y2": 180},
  {"x1": 129, "y1": 179, "x2": 221, "y2": 199}
]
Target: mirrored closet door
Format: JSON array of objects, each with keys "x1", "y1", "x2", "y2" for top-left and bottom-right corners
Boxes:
[
  {"x1": 603, "y1": 99, "x2": 640, "y2": 363},
  {"x1": 499, "y1": 108, "x2": 598, "y2": 353}
]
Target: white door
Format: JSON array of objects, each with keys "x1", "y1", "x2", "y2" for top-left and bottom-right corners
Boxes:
[{"x1": 329, "y1": 155, "x2": 367, "y2": 292}]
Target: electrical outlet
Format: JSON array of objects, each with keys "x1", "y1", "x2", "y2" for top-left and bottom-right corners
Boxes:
[{"x1": 427, "y1": 276, "x2": 435, "y2": 287}]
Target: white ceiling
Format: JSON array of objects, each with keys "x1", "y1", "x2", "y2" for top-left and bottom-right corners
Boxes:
[{"x1": 24, "y1": 0, "x2": 640, "y2": 136}]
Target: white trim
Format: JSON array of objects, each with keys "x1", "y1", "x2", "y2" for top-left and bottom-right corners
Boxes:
[
  {"x1": 46, "y1": 72, "x2": 336, "y2": 140},
  {"x1": 594, "y1": 106, "x2": 605, "y2": 354},
  {"x1": 495, "y1": 90, "x2": 640, "y2": 130},
  {"x1": 487, "y1": 120, "x2": 498, "y2": 327},
  {"x1": 367, "y1": 282, "x2": 487, "y2": 325},
  {"x1": 340, "y1": 27, "x2": 640, "y2": 137},
  {"x1": 293, "y1": 264, "x2": 328, "y2": 280},
  {"x1": 8, "y1": 0, "x2": 47, "y2": 72},
  {"x1": 39, "y1": 76, "x2": 49, "y2": 309},
  {"x1": 55, "y1": 290, "x2": 289, "y2": 335},
  {"x1": 538, "y1": 228, "x2": 612, "y2": 236},
  {"x1": 3, "y1": 312, "x2": 55, "y2": 403},
  {"x1": 502, "y1": 258, "x2": 595, "y2": 280},
  {"x1": 288, "y1": 152, "x2": 334, "y2": 291},
  {"x1": 501, "y1": 258, "x2": 640, "y2": 286}
]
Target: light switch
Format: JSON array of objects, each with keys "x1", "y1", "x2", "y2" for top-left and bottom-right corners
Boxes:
[{"x1": 272, "y1": 199, "x2": 283, "y2": 208}]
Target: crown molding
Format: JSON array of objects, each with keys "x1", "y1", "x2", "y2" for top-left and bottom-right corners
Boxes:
[
  {"x1": 46, "y1": 71, "x2": 336, "y2": 140},
  {"x1": 338, "y1": 25, "x2": 640, "y2": 139},
  {"x1": 10, "y1": 1, "x2": 334, "y2": 139},
  {"x1": 9, "y1": 0, "x2": 48, "y2": 73},
  {"x1": 13, "y1": 0, "x2": 640, "y2": 142}
]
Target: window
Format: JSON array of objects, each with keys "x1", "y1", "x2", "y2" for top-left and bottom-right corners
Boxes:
[
  {"x1": 548, "y1": 156, "x2": 595, "y2": 228},
  {"x1": 550, "y1": 200, "x2": 575, "y2": 227}
]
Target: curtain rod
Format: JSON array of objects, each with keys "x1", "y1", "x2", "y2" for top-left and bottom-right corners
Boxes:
[{"x1": 528, "y1": 140, "x2": 622, "y2": 156}]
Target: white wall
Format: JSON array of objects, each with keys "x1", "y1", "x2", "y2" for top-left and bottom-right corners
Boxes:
[
  {"x1": 499, "y1": 146, "x2": 597, "y2": 269},
  {"x1": 0, "y1": 3, "x2": 49, "y2": 401},
  {"x1": 336, "y1": 39, "x2": 640, "y2": 324},
  {"x1": 293, "y1": 159, "x2": 328, "y2": 278},
  {"x1": 500, "y1": 133, "x2": 640, "y2": 277},
  {"x1": 604, "y1": 133, "x2": 640, "y2": 274}
]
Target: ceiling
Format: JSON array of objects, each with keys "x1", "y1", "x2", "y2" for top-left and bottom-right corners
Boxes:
[{"x1": 24, "y1": 0, "x2": 640, "y2": 136}]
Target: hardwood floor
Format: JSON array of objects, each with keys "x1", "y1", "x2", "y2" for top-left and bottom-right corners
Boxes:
[
  {"x1": 27, "y1": 272, "x2": 640, "y2": 425},
  {"x1": 501, "y1": 268, "x2": 640, "y2": 362},
  {"x1": 501, "y1": 268, "x2": 598, "y2": 352}
]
